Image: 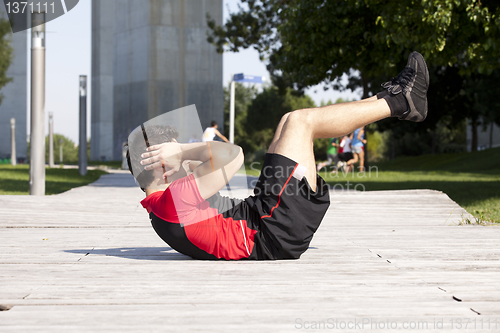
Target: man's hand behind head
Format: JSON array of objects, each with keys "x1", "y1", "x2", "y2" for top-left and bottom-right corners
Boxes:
[{"x1": 140, "y1": 142, "x2": 183, "y2": 178}]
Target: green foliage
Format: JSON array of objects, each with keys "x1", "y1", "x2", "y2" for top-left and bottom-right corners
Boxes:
[
  {"x1": 223, "y1": 81, "x2": 316, "y2": 160},
  {"x1": 374, "y1": 117, "x2": 466, "y2": 159},
  {"x1": 0, "y1": 17, "x2": 13, "y2": 106},
  {"x1": 319, "y1": 99, "x2": 333, "y2": 107},
  {"x1": 366, "y1": 130, "x2": 389, "y2": 162},
  {"x1": 208, "y1": 0, "x2": 500, "y2": 153},
  {"x1": 245, "y1": 86, "x2": 316, "y2": 154},
  {"x1": 207, "y1": 0, "x2": 283, "y2": 55},
  {"x1": 209, "y1": 0, "x2": 500, "y2": 85},
  {"x1": 45, "y1": 134, "x2": 79, "y2": 164}
]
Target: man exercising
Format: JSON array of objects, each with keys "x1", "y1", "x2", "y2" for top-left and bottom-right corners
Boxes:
[{"x1": 126, "y1": 51, "x2": 429, "y2": 260}]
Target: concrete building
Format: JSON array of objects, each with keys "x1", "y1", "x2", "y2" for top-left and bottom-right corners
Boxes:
[
  {"x1": 91, "y1": 0, "x2": 115, "y2": 161},
  {"x1": 91, "y1": 0, "x2": 223, "y2": 161},
  {"x1": 0, "y1": 8, "x2": 27, "y2": 162}
]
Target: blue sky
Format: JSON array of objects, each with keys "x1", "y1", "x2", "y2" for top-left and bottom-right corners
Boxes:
[{"x1": 32, "y1": 0, "x2": 360, "y2": 143}]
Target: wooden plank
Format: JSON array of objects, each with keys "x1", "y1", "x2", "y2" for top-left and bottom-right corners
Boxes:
[{"x1": 0, "y1": 171, "x2": 499, "y2": 332}]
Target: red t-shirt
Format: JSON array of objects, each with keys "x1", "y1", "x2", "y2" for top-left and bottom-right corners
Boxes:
[{"x1": 141, "y1": 174, "x2": 257, "y2": 260}]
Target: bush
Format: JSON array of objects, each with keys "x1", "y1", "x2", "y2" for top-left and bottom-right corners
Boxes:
[
  {"x1": 44, "y1": 134, "x2": 79, "y2": 164},
  {"x1": 366, "y1": 130, "x2": 389, "y2": 162}
]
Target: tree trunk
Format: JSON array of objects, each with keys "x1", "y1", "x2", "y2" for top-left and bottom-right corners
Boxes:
[
  {"x1": 431, "y1": 130, "x2": 437, "y2": 154},
  {"x1": 471, "y1": 118, "x2": 478, "y2": 152},
  {"x1": 490, "y1": 122, "x2": 493, "y2": 149},
  {"x1": 361, "y1": 75, "x2": 369, "y2": 100}
]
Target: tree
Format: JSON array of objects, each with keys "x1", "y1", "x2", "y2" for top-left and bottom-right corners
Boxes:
[
  {"x1": 222, "y1": 81, "x2": 318, "y2": 160},
  {"x1": 0, "y1": 17, "x2": 13, "y2": 106},
  {"x1": 45, "y1": 134, "x2": 79, "y2": 164},
  {"x1": 208, "y1": 0, "x2": 500, "y2": 153},
  {"x1": 209, "y1": 0, "x2": 500, "y2": 91},
  {"x1": 245, "y1": 86, "x2": 316, "y2": 156},
  {"x1": 462, "y1": 70, "x2": 500, "y2": 150}
]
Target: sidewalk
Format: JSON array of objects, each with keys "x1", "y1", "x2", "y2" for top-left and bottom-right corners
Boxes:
[{"x1": 0, "y1": 171, "x2": 499, "y2": 332}]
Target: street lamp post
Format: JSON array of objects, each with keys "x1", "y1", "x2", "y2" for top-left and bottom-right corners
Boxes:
[
  {"x1": 229, "y1": 80, "x2": 236, "y2": 143},
  {"x1": 10, "y1": 118, "x2": 16, "y2": 166},
  {"x1": 229, "y1": 73, "x2": 265, "y2": 144},
  {"x1": 48, "y1": 112, "x2": 54, "y2": 168},
  {"x1": 79, "y1": 75, "x2": 87, "y2": 176},
  {"x1": 29, "y1": 12, "x2": 46, "y2": 195}
]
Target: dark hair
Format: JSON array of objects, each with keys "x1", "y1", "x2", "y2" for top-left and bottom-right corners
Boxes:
[
  {"x1": 210, "y1": 120, "x2": 217, "y2": 127},
  {"x1": 125, "y1": 125, "x2": 179, "y2": 192}
]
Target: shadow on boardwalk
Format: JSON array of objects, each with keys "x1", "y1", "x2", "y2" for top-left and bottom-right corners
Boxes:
[{"x1": 64, "y1": 247, "x2": 193, "y2": 261}]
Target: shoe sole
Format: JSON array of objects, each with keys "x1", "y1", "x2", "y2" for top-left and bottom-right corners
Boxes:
[{"x1": 404, "y1": 52, "x2": 429, "y2": 122}]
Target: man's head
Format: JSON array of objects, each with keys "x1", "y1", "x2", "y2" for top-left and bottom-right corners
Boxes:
[
  {"x1": 210, "y1": 120, "x2": 218, "y2": 128},
  {"x1": 126, "y1": 125, "x2": 179, "y2": 192}
]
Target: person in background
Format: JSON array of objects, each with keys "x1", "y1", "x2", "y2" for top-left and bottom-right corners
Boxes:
[
  {"x1": 316, "y1": 137, "x2": 340, "y2": 172},
  {"x1": 202, "y1": 121, "x2": 229, "y2": 143},
  {"x1": 337, "y1": 134, "x2": 353, "y2": 171},
  {"x1": 346, "y1": 126, "x2": 367, "y2": 171}
]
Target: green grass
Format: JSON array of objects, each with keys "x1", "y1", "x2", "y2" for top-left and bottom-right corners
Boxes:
[
  {"x1": 245, "y1": 148, "x2": 500, "y2": 223},
  {"x1": 0, "y1": 165, "x2": 107, "y2": 195},
  {"x1": 56, "y1": 161, "x2": 123, "y2": 169},
  {"x1": 6, "y1": 150, "x2": 497, "y2": 222},
  {"x1": 88, "y1": 160, "x2": 123, "y2": 169}
]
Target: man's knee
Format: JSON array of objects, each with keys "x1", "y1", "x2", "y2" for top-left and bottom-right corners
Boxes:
[
  {"x1": 280, "y1": 111, "x2": 292, "y2": 124},
  {"x1": 286, "y1": 109, "x2": 312, "y2": 128}
]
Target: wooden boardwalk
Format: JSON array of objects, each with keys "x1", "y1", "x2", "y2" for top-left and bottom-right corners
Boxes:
[{"x1": 0, "y1": 171, "x2": 499, "y2": 332}]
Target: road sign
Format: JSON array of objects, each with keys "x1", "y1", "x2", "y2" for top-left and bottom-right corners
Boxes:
[{"x1": 233, "y1": 73, "x2": 266, "y2": 84}]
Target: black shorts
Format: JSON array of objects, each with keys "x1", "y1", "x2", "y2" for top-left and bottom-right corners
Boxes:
[
  {"x1": 338, "y1": 152, "x2": 353, "y2": 162},
  {"x1": 226, "y1": 153, "x2": 330, "y2": 260}
]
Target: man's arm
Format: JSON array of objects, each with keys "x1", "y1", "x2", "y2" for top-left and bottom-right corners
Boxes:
[
  {"x1": 141, "y1": 142, "x2": 243, "y2": 200},
  {"x1": 188, "y1": 160, "x2": 203, "y2": 171},
  {"x1": 214, "y1": 129, "x2": 229, "y2": 143},
  {"x1": 192, "y1": 142, "x2": 242, "y2": 199}
]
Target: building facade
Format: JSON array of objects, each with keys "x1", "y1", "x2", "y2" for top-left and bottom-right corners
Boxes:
[
  {"x1": 0, "y1": 8, "x2": 27, "y2": 162},
  {"x1": 91, "y1": 0, "x2": 223, "y2": 161}
]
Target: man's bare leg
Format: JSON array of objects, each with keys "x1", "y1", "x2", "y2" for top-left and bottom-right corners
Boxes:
[
  {"x1": 268, "y1": 112, "x2": 291, "y2": 153},
  {"x1": 273, "y1": 98, "x2": 391, "y2": 191},
  {"x1": 271, "y1": 51, "x2": 430, "y2": 191},
  {"x1": 268, "y1": 96, "x2": 378, "y2": 153}
]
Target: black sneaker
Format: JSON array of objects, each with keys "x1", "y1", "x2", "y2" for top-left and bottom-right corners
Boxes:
[{"x1": 381, "y1": 51, "x2": 429, "y2": 122}]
